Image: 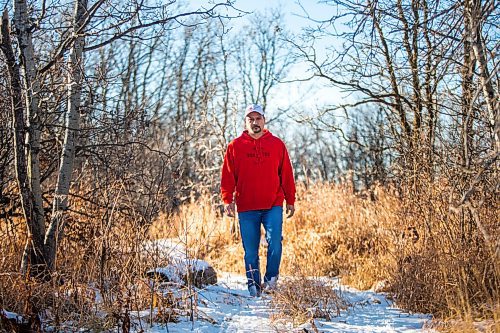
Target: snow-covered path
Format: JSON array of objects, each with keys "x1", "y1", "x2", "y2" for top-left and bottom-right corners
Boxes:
[{"x1": 146, "y1": 272, "x2": 435, "y2": 333}]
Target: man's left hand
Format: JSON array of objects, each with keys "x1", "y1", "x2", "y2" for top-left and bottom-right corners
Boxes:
[{"x1": 286, "y1": 204, "x2": 295, "y2": 218}]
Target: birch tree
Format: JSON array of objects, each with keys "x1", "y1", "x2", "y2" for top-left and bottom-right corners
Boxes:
[
  {"x1": 44, "y1": 0, "x2": 87, "y2": 272},
  {"x1": 464, "y1": 0, "x2": 499, "y2": 154},
  {"x1": 1, "y1": 8, "x2": 46, "y2": 275},
  {"x1": 1, "y1": 0, "x2": 238, "y2": 278}
]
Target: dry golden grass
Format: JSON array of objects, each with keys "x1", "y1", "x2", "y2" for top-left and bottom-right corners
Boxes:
[
  {"x1": 268, "y1": 273, "x2": 350, "y2": 327},
  {"x1": 426, "y1": 309, "x2": 500, "y2": 333},
  {"x1": 148, "y1": 183, "x2": 405, "y2": 288},
  {"x1": 148, "y1": 181, "x2": 498, "y2": 326},
  {"x1": 0, "y1": 210, "x2": 198, "y2": 330},
  {"x1": 1, "y1": 180, "x2": 498, "y2": 331}
]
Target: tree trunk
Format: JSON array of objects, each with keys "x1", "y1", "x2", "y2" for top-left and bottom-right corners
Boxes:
[
  {"x1": 422, "y1": 0, "x2": 436, "y2": 171},
  {"x1": 369, "y1": 0, "x2": 411, "y2": 141},
  {"x1": 462, "y1": 0, "x2": 475, "y2": 169},
  {"x1": 7, "y1": 1, "x2": 47, "y2": 274},
  {"x1": 397, "y1": 0, "x2": 422, "y2": 142},
  {"x1": 468, "y1": 0, "x2": 499, "y2": 153},
  {"x1": 45, "y1": 0, "x2": 88, "y2": 271}
]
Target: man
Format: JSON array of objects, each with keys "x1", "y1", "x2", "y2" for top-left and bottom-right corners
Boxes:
[{"x1": 220, "y1": 103, "x2": 296, "y2": 297}]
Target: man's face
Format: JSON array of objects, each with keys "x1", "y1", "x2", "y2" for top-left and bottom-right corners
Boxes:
[{"x1": 245, "y1": 112, "x2": 265, "y2": 134}]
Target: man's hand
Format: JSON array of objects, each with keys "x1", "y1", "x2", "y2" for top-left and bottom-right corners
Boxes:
[
  {"x1": 286, "y1": 204, "x2": 295, "y2": 218},
  {"x1": 225, "y1": 202, "x2": 235, "y2": 217}
]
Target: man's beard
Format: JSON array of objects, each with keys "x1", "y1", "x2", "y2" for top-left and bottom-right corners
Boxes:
[{"x1": 251, "y1": 125, "x2": 261, "y2": 133}]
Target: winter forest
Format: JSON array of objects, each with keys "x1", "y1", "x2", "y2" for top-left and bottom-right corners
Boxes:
[{"x1": 0, "y1": 0, "x2": 498, "y2": 332}]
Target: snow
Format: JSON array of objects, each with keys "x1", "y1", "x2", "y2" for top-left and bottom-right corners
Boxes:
[
  {"x1": 144, "y1": 238, "x2": 211, "y2": 284},
  {"x1": 141, "y1": 272, "x2": 436, "y2": 333},
  {"x1": 0, "y1": 271, "x2": 436, "y2": 332},
  {"x1": 115, "y1": 239, "x2": 436, "y2": 332},
  {"x1": 147, "y1": 257, "x2": 211, "y2": 285},
  {"x1": 1, "y1": 309, "x2": 21, "y2": 320},
  {"x1": 1, "y1": 239, "x2": 436, "y2": 332}
]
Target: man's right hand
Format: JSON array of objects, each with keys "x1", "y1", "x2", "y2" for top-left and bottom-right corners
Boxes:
[{"x1": 224, "y1": 202, "x2": 235, "y2": 217}]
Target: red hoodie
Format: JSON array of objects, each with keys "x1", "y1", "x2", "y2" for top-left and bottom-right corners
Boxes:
[{"x1": 221, "y1": 130, "x2": 296, "y2": 213}]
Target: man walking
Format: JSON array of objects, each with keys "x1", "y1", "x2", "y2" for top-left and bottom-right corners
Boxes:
[{"x1": 220, "y1": 104, "x2": 296, "y2": 297}]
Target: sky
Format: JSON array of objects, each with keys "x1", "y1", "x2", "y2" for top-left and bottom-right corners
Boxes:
[
  {"x1": 232, "y1": 0, "x2": 336, "y2": 31},
  {"x1": 230, "y1": 0, "x2": 349, "y2": 122},
  {"x1": 186, "y1": 0, "x2": 349, "y2": 124},
  {"x1": 0, "y1": 0, "x2": 350, "y2": 136}
]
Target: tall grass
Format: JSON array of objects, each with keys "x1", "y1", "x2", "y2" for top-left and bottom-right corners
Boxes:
[
  {"x1": 149, "y1": 181, "x2": 498, "y2": 322},
  {"x1": 1, "y1": 181, "x2": 498, "y2": 330},
  {"x1": 0, "y1": 204, "x2": 200, "y2": 330}
]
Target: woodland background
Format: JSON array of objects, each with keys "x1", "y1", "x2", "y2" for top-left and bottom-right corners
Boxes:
[{"x1": 0, "y1": 0, "x2": 498, "y2": 331}]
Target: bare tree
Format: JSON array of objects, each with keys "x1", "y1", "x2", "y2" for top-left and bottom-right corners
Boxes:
[
  {"x1": 0, "y1": 37, "x2": 16, "y2": 224},
  {"x1": 289, "y1": 0, "x2": 498, "y2": 316},
  {"x1": 1, "y1": 7, "x2": 46, "y2": 275},
  {"x1": 44, "y1": 0, "x2": 88, "y2": 272},
  {"x1": 234, "y1": 8, "x2": 294, "y2": 115},
  {"x1": 464, "y1": 0, "x2": 498, "y2": 153},
  {"x1": 292, "y1": 0, "x2": 497, "y2": 187},
  {"x1": 201, "y1": 8, "x2": 296, "y2": 189},
  {"x1": 1, "y1": 0, "x2": 239, "y2": 277}
]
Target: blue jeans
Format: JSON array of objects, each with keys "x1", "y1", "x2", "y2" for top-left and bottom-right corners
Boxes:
[{"x1": 238, "y1": 206, "x2": 283, "y2": 291}]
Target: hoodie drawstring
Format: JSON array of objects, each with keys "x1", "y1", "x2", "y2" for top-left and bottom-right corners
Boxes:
[{"x1": 253, "y1": 139, "x2": 263, "y2": 164}]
